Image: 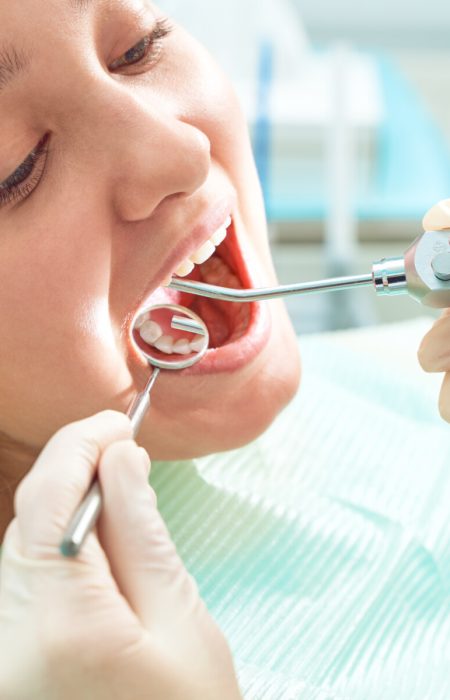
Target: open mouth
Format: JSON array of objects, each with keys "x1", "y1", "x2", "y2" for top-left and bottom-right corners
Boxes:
[{"x1": 136, "y1": 216, "x2": 255, "y2": 356}]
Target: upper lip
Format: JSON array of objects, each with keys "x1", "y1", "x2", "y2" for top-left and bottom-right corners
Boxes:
[{"x1": 134, "y1": 192, "x2": 236, "y2": 310}]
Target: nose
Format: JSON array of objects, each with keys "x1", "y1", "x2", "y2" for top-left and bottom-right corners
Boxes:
[{"x1": 100, "y1": 94, "x2": 211, "y2": 222}]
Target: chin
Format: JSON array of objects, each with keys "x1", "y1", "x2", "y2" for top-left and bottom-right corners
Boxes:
[
  {"x1": 137, "y1": 311, "x2": 301, "y2": 461},
  {"x1": 124, "y1": 205, "x2": 301, "y2": 461}
]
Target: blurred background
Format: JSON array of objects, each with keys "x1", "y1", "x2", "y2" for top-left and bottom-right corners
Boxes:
[{"x1": 160, "y1": 0, "x2": 450, "y2": 332}]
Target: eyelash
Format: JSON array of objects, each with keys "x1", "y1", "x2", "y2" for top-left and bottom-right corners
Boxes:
[
  {"x1": 0, "y1": 16, "x2": 174, "y2": 209},
  {"x1": 0, "y1": 134, "x2": 50, "y2": 208},
  {"x1": 110, "y1": 17, "x2": 174, "y2": 72}
]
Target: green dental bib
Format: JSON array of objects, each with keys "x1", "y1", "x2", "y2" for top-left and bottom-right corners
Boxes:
[{"x1": 150, "y1": 319, "x2": 450, "y2": 700}]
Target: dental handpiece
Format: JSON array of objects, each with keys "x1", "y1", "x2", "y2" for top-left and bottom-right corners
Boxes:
[{"x1": 168, "y1": 230, "x2": 450, "y2": 309}]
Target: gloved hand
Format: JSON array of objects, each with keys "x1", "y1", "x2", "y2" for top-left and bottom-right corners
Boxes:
[
  {"x1": 0, "y1": 410, "x2": 241, "y2": 700},
  {"x1": 419, "y1": 199, "x2": 450, "y2": 421}
]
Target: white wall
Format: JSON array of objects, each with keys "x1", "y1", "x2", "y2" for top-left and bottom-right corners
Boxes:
[
  {"x1": 158, "y1": 0, "x2": 309, "y2": 84},
  {"x1": 293, "y1": 0, "x2": 450, "y2": 47}
]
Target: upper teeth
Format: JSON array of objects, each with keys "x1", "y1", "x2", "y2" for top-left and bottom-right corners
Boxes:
[{"x1": 171, "y1": 215, "x2": 231, "y2": 280}]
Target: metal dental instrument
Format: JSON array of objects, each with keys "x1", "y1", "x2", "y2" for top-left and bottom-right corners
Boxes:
[
  {"x1": 59, "y1": 368, "x2": 160, "y2": 558},
  {"x1": 170, "y1": 315, "x2": 206, "y2": 335},
  {"x1": 60, "y1": 304, "x2": 209, "y2": 558},
  {"x1": 168, "y1": 229, "x2": 450, "y2": 309}
]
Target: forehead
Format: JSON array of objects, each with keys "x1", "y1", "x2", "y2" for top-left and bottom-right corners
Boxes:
[
  {"x1": 0, "y1": 0, "x2": 152, "y2": 29},
  {"x1": 0, "y1": 1, "x2": 84, "y2": 94}
]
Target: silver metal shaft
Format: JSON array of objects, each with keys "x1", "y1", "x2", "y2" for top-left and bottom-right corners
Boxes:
[
  {"x1": 171, "y1": 315, "x2": 206, "y2": 335},
  {"x1": 60, "y1": 368, "x2": 160, "y2": 558},
  {"x1": 168, "y1": 273, "x2": 374, "y2": 302},
  {"x1": 127, "y1": 368, "x2": 160, "y2": 432}
]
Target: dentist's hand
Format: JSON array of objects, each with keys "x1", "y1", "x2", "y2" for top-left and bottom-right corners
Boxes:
[
  {"x1": 0, "y1": 411, "x2": 241, "y2": 700},
  {"x1": 419, "y1": 199, "x2": 450, "y2": 421}
]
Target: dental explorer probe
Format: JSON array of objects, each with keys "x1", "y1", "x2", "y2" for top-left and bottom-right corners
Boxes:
[
  {"x1": 168, "y1": 230, "x2": 450, "y2": 310},
  {"x1": 60, "y1": 305, "x2": 207, "y2": 558}
]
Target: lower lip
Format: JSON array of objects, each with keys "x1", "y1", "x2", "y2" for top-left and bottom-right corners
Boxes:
[{"x1": 130, "y1": 218, "x2": 272, "y2": 375}]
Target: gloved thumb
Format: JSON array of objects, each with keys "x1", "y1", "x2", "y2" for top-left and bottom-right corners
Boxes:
[
  {"x1": 96, "y1": 441, "x2": 212, "y2": 651},
  {"x1": 423, "y1": 198, "x2": 450, "y2": 231}
]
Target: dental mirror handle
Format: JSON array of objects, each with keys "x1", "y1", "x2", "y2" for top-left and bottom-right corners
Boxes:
[{"x1": 59, "y1": 368, "x2": 160, "y2": 558}]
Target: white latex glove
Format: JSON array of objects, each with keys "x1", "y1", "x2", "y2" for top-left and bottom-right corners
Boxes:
[
  {"x1": 0, "y1": 410, "x2": 241, "y2": 700},
  {"x1": 419, "y1": 199, "x2": 450, "y2": 422}
]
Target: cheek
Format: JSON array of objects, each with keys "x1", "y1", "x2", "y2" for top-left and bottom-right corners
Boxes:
[
  {"x1": 158, "y1": 29, "x2": 271, "y2": 268},
  {"x1": 178, "y1": 44, "x2": 273, "y2": 266},
  {"x1": 0, "y1": 216, "x2": 132, "y2": 438},
  {"x1": 165, "y1": 31, "x2": 256, "y2": 186}
]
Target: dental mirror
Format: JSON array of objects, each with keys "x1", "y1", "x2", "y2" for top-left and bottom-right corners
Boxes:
[
  {"x1": 131, "y1": 302, "x2": 209, "y2": 370},
  {"x1": 60, "y1": 303, "x2": 209, "y2": 558}
]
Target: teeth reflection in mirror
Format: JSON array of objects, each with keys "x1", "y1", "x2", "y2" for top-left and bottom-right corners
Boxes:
[
  {"x1": 135, "y1": 315, "x2": 147, "y2": 329},
  {"x1": 190, "y1": 336, "x2": 206, "y2": 352},
  {"x1": 153, "y1": 335, "x2": 174, "y2": 354},
  {"x1": 139, "y1": 320, "x2": 163, "y2": 344},
  {"x1": 173, "y1": 338, "x2": 191, "y2": 355},
  {"x1": 138, "y1": 328, "x2": 207, "y2": 355}
]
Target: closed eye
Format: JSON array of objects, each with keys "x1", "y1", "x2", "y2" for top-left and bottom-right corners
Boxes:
[
  {"x1": 0, "y1": 17, "x2": 173, "y2": 210},
  {"x1": 0, "y1": 134, "x2": 50, "y2": 209},
  {"x1": 109, "y1": 17, "x2": 173, "y2": 73}
]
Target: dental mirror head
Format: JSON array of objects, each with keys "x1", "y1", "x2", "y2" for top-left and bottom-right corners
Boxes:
[{"x1": 131, "y1": 303, "x2": 209, "y2": 370}]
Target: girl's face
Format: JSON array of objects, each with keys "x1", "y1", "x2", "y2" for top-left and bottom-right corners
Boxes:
[{"x1": 0, "y1": 0, "x2": 300, "y2": 465}]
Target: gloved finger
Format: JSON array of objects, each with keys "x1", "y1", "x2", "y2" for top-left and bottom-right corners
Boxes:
[
  {"x1": 418, "y1": 310, "x2": 450, "y2": 372},
  {"x1": 97, "y1": 441, "x2": 206, "y2": 641},
  {"x1": 423, "y1": 198, "x2": 450, "y2": 231},
  {"x1": 438, "y1": 372, "x2": 450, "y2": 422},
  {"x1": 14, "y1": 410, "x2": 133, "y2": 559}
]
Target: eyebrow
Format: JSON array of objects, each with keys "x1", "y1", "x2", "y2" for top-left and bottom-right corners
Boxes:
[
  {"x1": 0, "y1": 45, "x2": 30, "y2": 93},
  {"x1": 69, "y1": 0, "x2": 95, "y2": 10}
]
